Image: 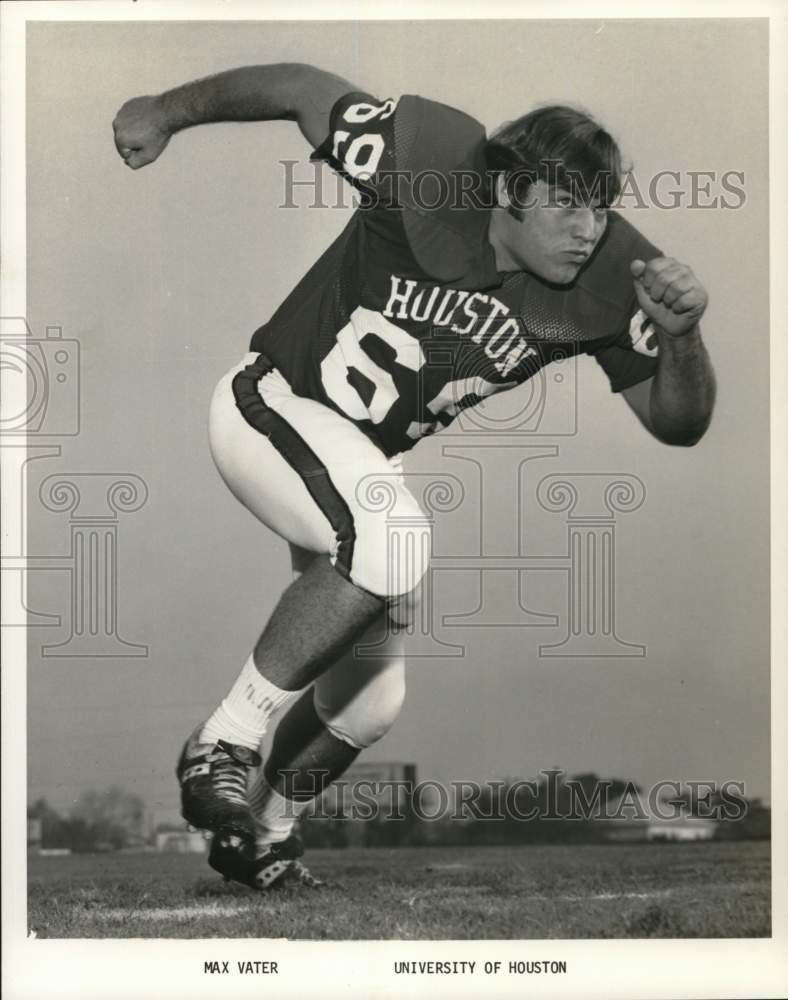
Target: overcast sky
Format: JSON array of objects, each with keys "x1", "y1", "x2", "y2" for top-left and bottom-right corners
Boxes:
[{"x1": 22, "y1": 18, "x2": 769, "y2": 823}]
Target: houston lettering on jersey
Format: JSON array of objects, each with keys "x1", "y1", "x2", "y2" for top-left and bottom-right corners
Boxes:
[{"x1": 383, "y1": 276, "x2": 538, "y2": 378}]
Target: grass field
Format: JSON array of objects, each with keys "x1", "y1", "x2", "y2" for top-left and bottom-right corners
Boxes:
[{"x1": 28, "y1": 840, "x2": 770, "y2": 939}]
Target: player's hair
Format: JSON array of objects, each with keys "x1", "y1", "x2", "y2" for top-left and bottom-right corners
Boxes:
[{"x1": 484, "y1": 104, "x2": 623, "y2": 217}]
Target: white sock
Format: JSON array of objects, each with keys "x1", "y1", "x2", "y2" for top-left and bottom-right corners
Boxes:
[
  {"x1": 200, "y1": 656, "x2": 293, "y2": 750},
  {"x1": 249, "y1": 773, "x2": 308, "y2": 846}
]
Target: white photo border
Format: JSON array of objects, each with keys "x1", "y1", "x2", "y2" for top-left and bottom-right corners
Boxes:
[{"x1": 2, "y1": 2, "x2": 786, "y2": 998}]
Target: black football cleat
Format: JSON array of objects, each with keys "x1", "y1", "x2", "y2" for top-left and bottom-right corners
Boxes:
[
  {"x1": 176, "y1": 726, "x2": 261, "y2": 840},
  {"x1": 208, "y1": 833, "x2": 324, "y2": 890}
]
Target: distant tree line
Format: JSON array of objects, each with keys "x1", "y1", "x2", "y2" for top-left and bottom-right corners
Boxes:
[
  {"x1": 29, "y1": 787, "x2": 146, "y2": 851},
  {"x1": 28, "y1": 773, "x2": 770, "y2": 852}
]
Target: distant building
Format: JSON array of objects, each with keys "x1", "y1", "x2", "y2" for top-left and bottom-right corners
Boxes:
[
  {"x1": 602, "y1": 818, "x2": 649, "y2": 843},
  {"x1": 308, "y1": 761, "x2": 418, "y2": 847},
  {"x1": 155, "y1": 830, "x2": 207, "y2": 853},
  {"x1": 646, "y1": 818, "x2": 715, "y2": 842},
  {"x1": 600, "y1": 813, "x2": 717, "y2": 843},
  {"x1": 342, "y1": 761, "x2": 417, "y2": 791}
]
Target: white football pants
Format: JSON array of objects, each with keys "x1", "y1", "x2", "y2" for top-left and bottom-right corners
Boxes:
[{"x1": 208, "y1": 353, "x2": 428, "y2": 748}]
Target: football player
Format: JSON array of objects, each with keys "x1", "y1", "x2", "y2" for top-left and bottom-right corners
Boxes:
[{"x1": 112, "y1": 64, "x2": 715, "y2": 889}]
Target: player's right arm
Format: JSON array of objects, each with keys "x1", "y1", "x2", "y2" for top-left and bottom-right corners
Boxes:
[{"x1": 112, "y1": 64, "x2": 354, "y2": 169}]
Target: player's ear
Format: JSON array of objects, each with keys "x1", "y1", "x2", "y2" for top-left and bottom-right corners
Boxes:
[
  {"x1": 495, "y1": 172, "x2": 529, "y2": 223},
  {"x1": 495, "y1": 173, "x2": 512, "y2": 209}
]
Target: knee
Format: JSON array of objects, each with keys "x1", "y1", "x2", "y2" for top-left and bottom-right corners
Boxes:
[
  {"x1": 350, "y1": 496, "x2": 432, "y2": 599},
  {"x1": 314, "y1": 666, "x2": 407, "y2": 749}
]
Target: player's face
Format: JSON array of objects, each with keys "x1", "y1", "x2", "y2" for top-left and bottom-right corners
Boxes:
[{"x1": 490, "y1": 179, "x2": 608, "y2": 284}]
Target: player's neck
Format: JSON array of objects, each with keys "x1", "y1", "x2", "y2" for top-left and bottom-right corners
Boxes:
[{"x1": 487, "y1": 207, "x2": 523, "y2": 274}]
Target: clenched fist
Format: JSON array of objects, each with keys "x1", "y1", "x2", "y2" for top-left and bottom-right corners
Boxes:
[
  {"x1": 112, "y1": 95, "x2": 172, "y2": 169},
  {"x1": 630, "y1": 257, "x2": 708, "y2": 339}
]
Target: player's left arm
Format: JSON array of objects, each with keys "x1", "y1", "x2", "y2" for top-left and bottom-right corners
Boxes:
[{"x1": 621, "y1": 257, "x2": 716, "y2": 447}]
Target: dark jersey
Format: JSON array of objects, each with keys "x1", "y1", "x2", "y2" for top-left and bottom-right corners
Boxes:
[{"x1": 251, "y1": 92, "x2": 661, "y2": 457}]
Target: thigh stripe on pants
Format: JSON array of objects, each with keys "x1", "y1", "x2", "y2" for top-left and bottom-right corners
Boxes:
[{"x1": 231, "y1": 353, "x2": 356, "y2": 580}]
